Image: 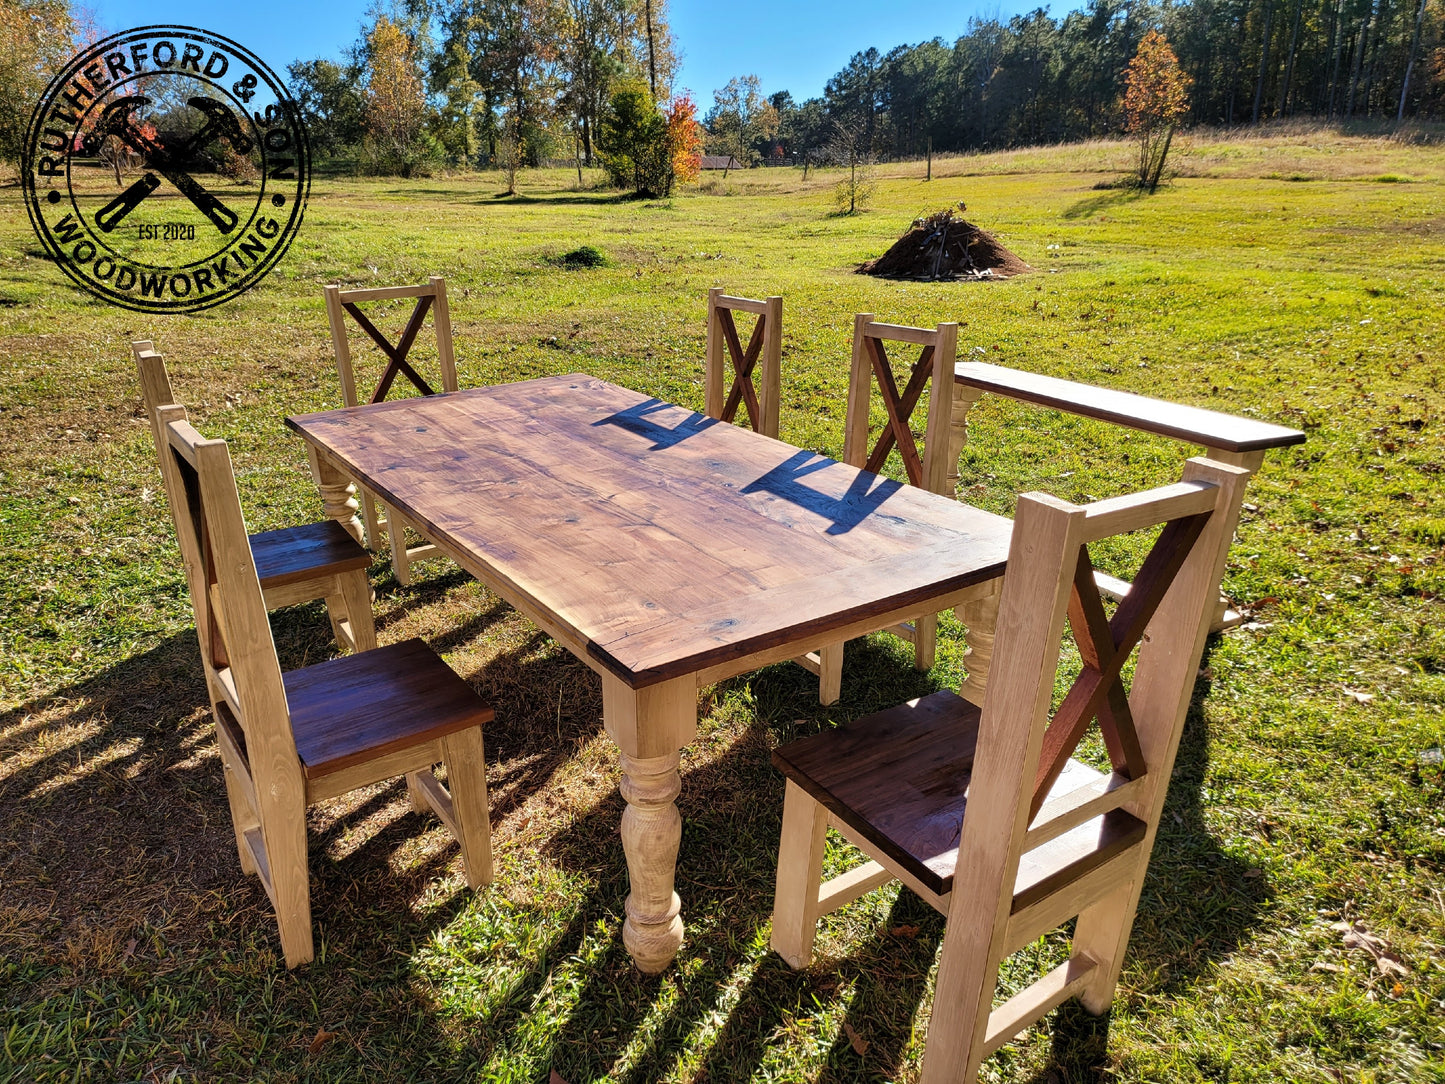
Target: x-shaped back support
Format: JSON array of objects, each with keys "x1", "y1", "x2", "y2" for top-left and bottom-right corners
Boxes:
[
  {"x1": 1028, "y1": 507, "x2": 1214, "y2": 820},
  {"x1": 342, "y1": 294, "x2": 439, "y2": 403},
  {"x1": 843, "y1": 318, "x2": 959, "y2": 498},
  {"x1": 705, "y1": 290, "x2": 781, "y2": 439},
  {"x1": 863, "y1": 336, "x2": 934, "y2": 486},
  {"x1": 715, "y1": 306, "x2": 766, "y2": 429}
]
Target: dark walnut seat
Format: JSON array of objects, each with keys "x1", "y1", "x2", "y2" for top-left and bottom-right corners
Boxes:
[
  {"x1": 251, "y1": 520, "x2": 371, "y2": 591},
  {"x1": 285, "y1": 637, "x2": 495, "y2": 780},
  {"x1": 773, "y1": 689, "x2": 1145, "y2": 908}
]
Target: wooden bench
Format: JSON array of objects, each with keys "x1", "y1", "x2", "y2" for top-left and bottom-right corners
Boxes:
[{"x1": 943, "y1": 363, "x2": 1305, "y2": 694}]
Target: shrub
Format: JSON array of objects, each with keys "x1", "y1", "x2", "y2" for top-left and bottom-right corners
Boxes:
[{"x1": 560, "y1": 245, "x2": 608, "y2": 269}]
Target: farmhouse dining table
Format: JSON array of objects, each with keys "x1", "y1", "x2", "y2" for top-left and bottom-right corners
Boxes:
[{"x1": 286, "y1": 373, "x2": 1013, "y2": 973}]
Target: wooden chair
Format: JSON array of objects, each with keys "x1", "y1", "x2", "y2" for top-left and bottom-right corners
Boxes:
[
  {"x1": 324, "y1": 276, "x2": 457, "y2": 585},
  {"x1": 770, "y1": 456, "x2": 1249, "y2": 1082},
  {"x1": 704, "y1": 288, "x2": 782, "y2": 440},
  {"x1": 840, "y1": 315, "x2": 960, "y2": 673},
  {"x1": 703, "y1": 289, "x2": 845, "y2": 704},
  {"x1": 154, "y1": 406, "x2": 495, "y2": 968},
  {"x1": 132, "y1": 341, "x2": 376, "y2": 655}
]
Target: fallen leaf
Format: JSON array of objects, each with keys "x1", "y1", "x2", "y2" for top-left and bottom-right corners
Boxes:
[
  {"x1": 844, "y1": 1022, "x2": 869, "y2": 1056},
  {"x1": 888, "y1": 924, "x2": 920, "y2": 939},
  {"x1": 1343, "y1": 688, "x2": 1375, "y2": 704},
  {"x1": 1390, "y1": 981, "x2": 1405, "y2": 998},
  {"x1": 122, "y1": 938, "x2": 137, "y2": 960},
  {"x1": 308, "y1": 1028, "x2": 337, "y2": 1055},
  {"x1": 1342, "y1": 927, "x2": 1386, "y2": 954},
  {"x1": 550, "y1": 1072, "x2": 571, "y2": 1084},
  {"x1": 1376, "y1": 952, "x2": 1410, "y2": 978}
]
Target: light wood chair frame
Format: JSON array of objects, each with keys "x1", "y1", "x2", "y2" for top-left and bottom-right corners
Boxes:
[
  {"x1": 133, "y1": 340, "x2": 376, "y2": 655},
  {"x1": 704, "y1": 288, "x2": 783, "y2": 440},
  {"x1": 839, "y1": 314, "x2": 960, "y2": 676},
  {"x1": 324, "y1": 276, "x2": 457, "y2": 585},
  {"x1": 156, "y1": 408, "x2": 493, "y2": 968},
  {"x1": 703, "y1": 289, "x2": 846, "y2": 704},
  {"x1": 770, "y1": 457, "x2": 1250, "y2": 1082}
]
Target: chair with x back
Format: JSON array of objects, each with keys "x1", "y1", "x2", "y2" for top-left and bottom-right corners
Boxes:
[
  {"x1": 769, "y1": 456, "x2": 1249, "y2": 1081},
  {"x1": 324, "y1": 276, "x2": 457, "y2": 585},
  {"x1": 154, "y1": 405, "x2": 496, "y2": 968},
  {"x1": 703, "y1": 289, "x2": 843, "y2": 704},
  {"x1": 133, "y1": 340, "x2": 376, "y2": 655},
  {"x1": 704, "y1": 288, "x2": 783, "y2": 440},
  {"x1": 839, "y1": 314, "x2": 960, "y2": 674}
]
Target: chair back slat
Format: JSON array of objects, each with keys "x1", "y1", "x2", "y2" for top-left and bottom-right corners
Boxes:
[
  {"x1": 705, "y1": 288, "x2": 782, "y2": 439},
  {"x1": 325, "y1": 275, "x2": 457, "y2": 408},
  {"x1": 163, "y1": 419, "x2": 295, "y2": 768},
  {"x1": 842, "y1": 314, "x2": 958, "y2": 495}
]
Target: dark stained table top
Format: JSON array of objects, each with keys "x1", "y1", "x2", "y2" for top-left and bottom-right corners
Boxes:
[{"x1": 288, "y1": 374, "x2": 1013, "y2": 689}]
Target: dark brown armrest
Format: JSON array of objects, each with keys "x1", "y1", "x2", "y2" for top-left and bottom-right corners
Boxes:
[{"x1": 954, "y1": 361, "x2": 1305, "y2": 453}]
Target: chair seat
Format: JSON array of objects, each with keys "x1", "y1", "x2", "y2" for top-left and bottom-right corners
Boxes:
[
  {"x1": 772, "y1": 689, "x2": 1145, "y2": 902},
  {"x1": 252, "y1": 520, "x2": 371, "y2": 591},
  {"x1": 284, "y1": 638, "x2": 494, "y2": 780}
]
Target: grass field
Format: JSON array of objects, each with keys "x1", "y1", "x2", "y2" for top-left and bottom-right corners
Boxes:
[{"x1": 2, "y1": 128, "x2": 1443, "y2": 1083}]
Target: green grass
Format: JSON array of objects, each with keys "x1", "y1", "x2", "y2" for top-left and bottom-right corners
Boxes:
[{"x1": 2, "y1": 130, "x2": 1444, "y2": 1083}]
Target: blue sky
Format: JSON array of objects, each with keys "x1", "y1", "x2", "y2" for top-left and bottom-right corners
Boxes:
[{"x1": 86, "y1": 0, "x2": 1035, "y2": 105}]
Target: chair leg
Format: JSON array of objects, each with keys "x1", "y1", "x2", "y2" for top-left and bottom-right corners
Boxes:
[
  {"x1": 771, "y1": 779, "x2": 829, "y2": 969},
  {"x1": 919, "y1": 899, "x2": 1001, "y2": 1084},
  {"x1": 404, "y1": 771, "x2": 431, "y2": 813},
  {"x1": 262, "y1": 801, "x2": 315, "y2": 969},
  {"x1": 440, "y1": 727, "x2": 493, "y2": 889},
  {"x1": 387, "y1": 504, "x2": 413, "y2": 586},
  {"x1": 1070, "y1": 876, "x2": 1141, "y2": 1015},
  {"x1": 334, "y1": 568, "x2": 376, "y2": 652},
  {"x1": 817, "y1": 641, "x2": 844, "y2": 705},
  {"x1": 914, "y1": 612, "x2": 938, "y2": 671},
  {"x1": 359, "y1": 488, "x2": 382, "y2": 552},
  {"x1": 219, "y1": 755, "x2": 259, "y2": 876}
]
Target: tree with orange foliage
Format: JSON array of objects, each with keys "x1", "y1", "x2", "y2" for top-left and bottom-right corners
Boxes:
[
  {"x1": 364, "y1": 15, "x2": 434, "y2": 176},
  {"x1": 665, "y1": 92, "x2": 701, "y2": 186},
  {"x1": 1123, "y1": 29, "x2": 1190, "y2": 193}
]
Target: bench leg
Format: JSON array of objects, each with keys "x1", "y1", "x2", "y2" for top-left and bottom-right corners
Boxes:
[
  {"x1": 441, "y1": 728, "x2": 494, "y2": 889},
  {"x1": 771, "y1": 779, "x2": 829, "y2": 969}
]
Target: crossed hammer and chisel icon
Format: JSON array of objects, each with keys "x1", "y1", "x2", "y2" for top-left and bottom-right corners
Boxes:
[{"x1": 84, "y1": 95, "x2": 253, "y2": 234}]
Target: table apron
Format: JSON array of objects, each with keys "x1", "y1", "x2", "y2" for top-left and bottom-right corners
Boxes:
[{"x1": 688, "y1": 578, "x2": 1003, "y2": 689}]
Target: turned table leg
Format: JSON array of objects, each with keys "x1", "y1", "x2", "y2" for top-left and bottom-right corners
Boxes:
[
  {"x1": 956, "y1": 579, "x2": 1002, "y2": 706},
  {"x1": 305, "y1": 445, "x2": 364, "y2": 544},
  {"x1": 602, "y1": 674, "x2": 697, "y2": 974}
]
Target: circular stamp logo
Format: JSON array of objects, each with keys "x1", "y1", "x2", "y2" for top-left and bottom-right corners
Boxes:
[{"x1": 21, "y1": 25, "x2": 310, "y2": 314}]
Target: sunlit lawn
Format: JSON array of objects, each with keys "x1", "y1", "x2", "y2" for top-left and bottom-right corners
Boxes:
[{"x1": 1, "y1": 129, "x2": 1443, "y2": 1082}]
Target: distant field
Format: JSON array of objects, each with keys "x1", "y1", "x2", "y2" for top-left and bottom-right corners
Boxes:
[{"x1": 2, "y1": 130, "x2": 1443, "y2": 1082}]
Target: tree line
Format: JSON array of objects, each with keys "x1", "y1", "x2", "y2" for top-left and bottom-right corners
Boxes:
[
  {"x1": 750, "y1": 0, "x2": 1438, "y2": 164},
  {"x1": 2, "y1": 0, "x2": 1439, "y2": 188}
]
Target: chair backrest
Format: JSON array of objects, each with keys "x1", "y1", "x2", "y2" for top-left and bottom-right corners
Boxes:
[
  {"x1": 704, "y1": 288, "x2": 782, "y2": 439},
  {"x1": 957, "y1": 455, "x2": 1249, "y2": 960},
  {"x1": 156, "y1": 409, "x2": 301, "y2": 795},
  {"x1": 132, "y1": 339, "x2": 174, "y2": 442},
  {"x1": 324, "y1": 276, "x2": 457, "y2": 408},
  {"x1": 841, "y1": 314, "x2": 958, "y2": 496}
]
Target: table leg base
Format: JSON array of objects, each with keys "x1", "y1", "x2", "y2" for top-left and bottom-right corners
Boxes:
[
  {"x1": 619, "y1": 751, "x2": 685, "y2": 973},
  {"x1": 623, "y1": 893, "x2": 684, "y2": 974}
]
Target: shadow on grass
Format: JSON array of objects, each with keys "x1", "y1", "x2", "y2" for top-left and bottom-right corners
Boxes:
[
  {"x1": 472, "y1": 189, "x2": 635, "y2": 207},
  {"x1": 1061, "y1": 188, "x2": 1147, "y2": 220},
  {"x1": 0, "y1": 588, "x2": 1263, "y2": 1081}
]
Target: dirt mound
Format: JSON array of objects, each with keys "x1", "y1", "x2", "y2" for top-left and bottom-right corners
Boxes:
[{"x1": 860, "y1": 208, "x2": 1032, "y2": 281}]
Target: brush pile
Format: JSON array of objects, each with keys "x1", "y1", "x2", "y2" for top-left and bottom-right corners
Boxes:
[{"x1": 860, "y1": 208, "x2": 1032, "y2": 281}]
